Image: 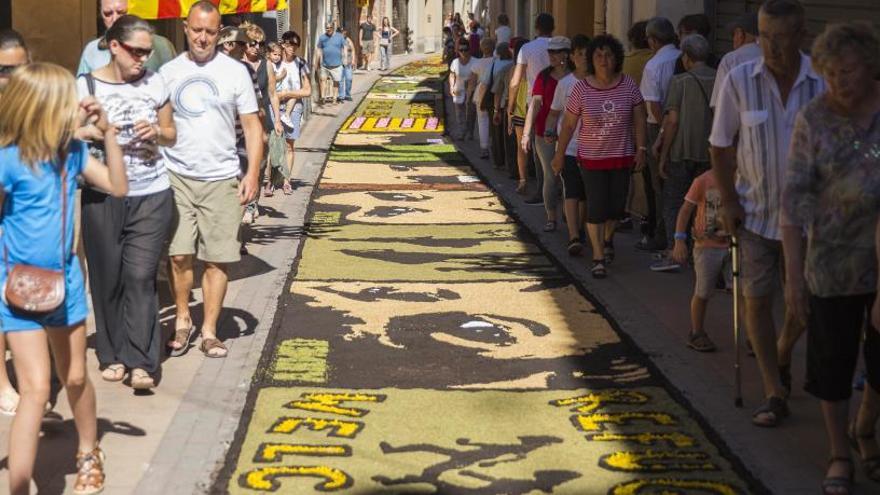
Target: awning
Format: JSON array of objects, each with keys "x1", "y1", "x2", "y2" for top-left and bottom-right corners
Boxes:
[{"x1": 129, "y1": 0, "x2": 288, "y2": 20}]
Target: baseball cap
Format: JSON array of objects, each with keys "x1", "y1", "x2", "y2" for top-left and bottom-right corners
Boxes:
[
  {"x1": 218, "y1": 26, "x2": 250, "y2": 44},
  {"x1": 547, "y1": 36, "x2": 571, "y2": 51},
  {"x1": 726, "y1": 12, "x2": 758, "y2": 36}
]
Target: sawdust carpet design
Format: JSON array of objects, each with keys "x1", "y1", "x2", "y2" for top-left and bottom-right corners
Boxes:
[{"x1": 220, "y1": 57, "x2": 755, "y2": 494}]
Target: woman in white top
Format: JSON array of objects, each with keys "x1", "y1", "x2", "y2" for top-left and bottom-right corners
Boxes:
[
  {"x1": 77, "y1": 15, "x2": 176, "y2": 390},
  {"x1": 449, "y1": 39, "x2": 477, "y2": 141},
  {"x1": 379, "y1": 17, "x2": 400, "y2": 71}
]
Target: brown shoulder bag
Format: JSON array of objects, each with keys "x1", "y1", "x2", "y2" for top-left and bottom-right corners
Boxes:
[{"x1": 2, "y1": 165, "x2": 68, "y2": 315}]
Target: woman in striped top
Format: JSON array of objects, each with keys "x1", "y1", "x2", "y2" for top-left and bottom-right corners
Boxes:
[{"x1": 552, "y1": 34, "x2": 648, "y2": 279}]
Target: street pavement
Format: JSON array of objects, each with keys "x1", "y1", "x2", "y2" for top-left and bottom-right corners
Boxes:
[{"x1": 215, "y1": 56, "x2": 757, "y2": 494}]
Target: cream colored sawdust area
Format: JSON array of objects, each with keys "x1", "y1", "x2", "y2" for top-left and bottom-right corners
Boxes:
[
  {"x1": 291, "y1": 281, "x2": 620, "y2": 360},
  {"x1": 230, "y1": 387, "x2": 747, "y2": 495},
  {"x1": 314, "y1": 190, "x2": 509, "y2": 224},
  {"x1": 321, "y1": 160, "x2": 473, "y2": 185}
]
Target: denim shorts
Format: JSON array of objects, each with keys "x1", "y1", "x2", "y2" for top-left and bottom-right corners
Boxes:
[{"x1": 283, "y1": 104, "x2": 304, "y2": 141}]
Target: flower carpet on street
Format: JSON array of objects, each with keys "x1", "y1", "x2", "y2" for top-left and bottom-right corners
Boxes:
[{"x1": 219, "y1": 57, "x2": 756, "y2": 495}]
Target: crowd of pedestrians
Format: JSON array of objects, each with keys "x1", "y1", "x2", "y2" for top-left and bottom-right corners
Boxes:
[
  {"x1": 449, "y1": 2, "x2": 880, "y2": 493},
  {"x1": 0, "y1": 0, "x2": 879, "y2": 493}
]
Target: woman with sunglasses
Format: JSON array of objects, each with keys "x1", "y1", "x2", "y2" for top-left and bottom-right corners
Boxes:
[
  {"x1": 239, "y1": 22, "x2": 282, "y2": 201},
  {"x1": 76, "y1": 14, "x2": 176, "y2": 390}
]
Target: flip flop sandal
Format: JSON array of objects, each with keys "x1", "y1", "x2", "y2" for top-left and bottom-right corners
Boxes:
[
  {"x1": 282, "y1": 181, "x2": 294, "y2": 195},
  {"x1": 822, "y1": 457, "x2": 854, "y2": 495},
  {"x1": 686, "y1": 332, "x2": 717, "y2": 352},
  {"x1": 751, "y1": 396, "x2": 789, "y2": 427},
  {"x1": 100, "y1": 364, "x2": 126, "y2": 382},
  {"x1": 130, "y1": 369, "x2": 155, "y2": 390},
  {"x1": 199, "y1": 338, "x2": 228, "y2": 358},
  {"x1": 168, "y1": 325, "x2": 195, "y2": 357},
  {"x1": 0, "y1": 389, "x2": 19, "y2": 416}
]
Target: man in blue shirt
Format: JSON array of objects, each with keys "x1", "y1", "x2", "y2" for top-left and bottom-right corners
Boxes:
[{"x1": 316, "y1": 23, "x2": 346, "y2": 104}]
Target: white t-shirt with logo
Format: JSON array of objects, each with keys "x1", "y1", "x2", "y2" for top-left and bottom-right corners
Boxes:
[
  {"x1": 550, "y1": 73, "x2": 584, "y2": 157},
  {"x1": 450, "y1": 57, "x2": 474, "y2": 104},
  {"x1": 159, "y1": 52, "x2": 259, "y2": 181},
  {"x1": 76, "y1": 70, "x2": 170, "y2": 196}
]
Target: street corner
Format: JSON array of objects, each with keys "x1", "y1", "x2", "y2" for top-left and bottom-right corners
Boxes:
[
  {"x1": 294, "y1": 223, "x2": 560, "y2": 283},
  {"x1": 228, "y1": 387, "x2": 748, "y2": 495}
]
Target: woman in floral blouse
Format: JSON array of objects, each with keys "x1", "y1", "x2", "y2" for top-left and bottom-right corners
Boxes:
[{"x1": 781, "y1": 22, "x2": 880, "y2": 495}]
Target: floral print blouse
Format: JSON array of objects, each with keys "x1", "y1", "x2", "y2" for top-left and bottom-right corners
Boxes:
[{"x1": 781, "y1": 96, "x2": 880, "y2": 297}]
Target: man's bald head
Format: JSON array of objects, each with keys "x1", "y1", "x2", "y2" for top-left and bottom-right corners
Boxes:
[
  {"x1": 100, "y1": 0, "x2": 128, "y2": 29},
  {"x1": 187, "y1": 0, "x2": 220, "y2": 20}
]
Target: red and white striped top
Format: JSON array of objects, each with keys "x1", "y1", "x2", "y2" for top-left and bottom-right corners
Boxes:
[{"x1": 565, "y1": 75, "x2": 644, "y2": 170}]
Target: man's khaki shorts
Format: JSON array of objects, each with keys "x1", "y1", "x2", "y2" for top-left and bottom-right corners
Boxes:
[
  {"x1": 738, "y1": 228, "x2": 783, "y2": 298},
  {"x1": 362, "y1": 40, "x2": 375, "y2": 55},
  {"x1": 168, "y1": 172, "x2": 243, "y2": 263},
  {"x1": 321, "y1": 65, "x2": 343, "y2": 82}
]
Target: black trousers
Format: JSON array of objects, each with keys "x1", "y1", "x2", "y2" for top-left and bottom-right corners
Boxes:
[
  {"x1": 505, "y1": 124, "x2": 519, "y2": 179},
  {"x1": 489, "y1": 108, "x2": 506, "y2": 170},
  {"x1": 81, "y1": 188, "x2": 173, "y2": 374}
]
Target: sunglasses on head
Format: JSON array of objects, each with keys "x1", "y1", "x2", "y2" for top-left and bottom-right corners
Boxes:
[{"x1": 119, "y1": 41, "x2": 153, "y2": 59}]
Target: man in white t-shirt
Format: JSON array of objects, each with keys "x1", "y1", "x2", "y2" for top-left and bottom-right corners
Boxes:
[
  {"x1": 449, "y1": 39, "x2": 477, "y2": 141},
  {"x1": 638, "y1": 16, "x2": 681, "y2": 251},
  {"x1": 161, "y1": 1, "x2": 263, "y2": 359},
  {"x1": 507, "y1": 12, "x2": 554, "y2": 204}
]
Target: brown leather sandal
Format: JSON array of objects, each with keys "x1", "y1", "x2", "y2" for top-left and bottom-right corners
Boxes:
[
  {"x1": 199, "y1": 338, "x2": 228, "y2": 358},
  {"x1": 167, "y1": 325, "x2": 194, "y2": 357},
  {"x1": 73, "y1": 446, "x2": 105, "y2": 495}
]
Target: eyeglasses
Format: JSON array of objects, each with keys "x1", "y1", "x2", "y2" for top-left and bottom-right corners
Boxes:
[
  {"x1": 118, "y1": 41, "x2": 153, "y2": 59},
  {"x1": 247, "y1": 40, "x2": 265, "y2": 48}
]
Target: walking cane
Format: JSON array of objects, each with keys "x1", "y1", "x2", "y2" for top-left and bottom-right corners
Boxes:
[{"x1": 731, "y1": 234, "x2": 743, "y2": 408}]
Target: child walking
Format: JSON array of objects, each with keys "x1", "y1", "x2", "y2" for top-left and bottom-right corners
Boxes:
[
  {"x1": 671, "y1": 170, "x2": 731, "y2": 352},
  {"x1": 0, "y1": 62, "x2": 128, "y2": 494}
]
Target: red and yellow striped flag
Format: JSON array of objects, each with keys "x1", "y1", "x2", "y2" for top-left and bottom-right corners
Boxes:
[{"x1": 129, "y1": 0, "x2": 288, "y2": 20}]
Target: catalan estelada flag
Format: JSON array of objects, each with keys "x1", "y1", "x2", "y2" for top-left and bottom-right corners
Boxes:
[{"x1": 129, "y1": 0, "x2": 288, "y2": 19}]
